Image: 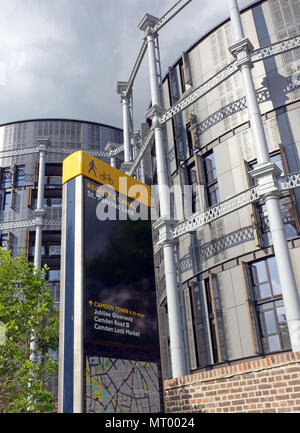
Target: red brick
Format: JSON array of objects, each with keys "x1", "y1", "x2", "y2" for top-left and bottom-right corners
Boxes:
[
  {"x1": 192, "y1": 392, "x2": 204, "y2": 398},
  {"x1": 274, "y1": 381, "x2": 289, "y2": 388},
  {"x1": 206, "y1": 391, "x2": 217, "y2": 397},
  {"x1": 258, "y1": 384, "x2": 272, "y2": 390},
  {"x1": 232, "y1": 400, "x2": 245, "y2": 405},
  {"x1": 246, "y1": 398, "x2": 259, "y2": 403},
  {"x1": 219, "y1": 401, "x2": 231, "y2": 407},
  {"x1": 276, "y1": 395, "x2": 289, "y2": 401},
  {"x1": 278, "y1": 407, "x2": 291, "y2": 413},
  {"x1": 286, "y1": 367, "x2": 300, "y2": 373},
  {"x1": 163, "y1": 358, "x2": 300, "y2": 414}
]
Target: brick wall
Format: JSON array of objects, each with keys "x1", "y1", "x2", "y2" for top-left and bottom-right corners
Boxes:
[{"x1": 164, "y1": 352, "x2": 300, "y2": 413}]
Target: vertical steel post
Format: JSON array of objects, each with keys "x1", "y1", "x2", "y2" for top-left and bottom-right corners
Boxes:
[
  {"x1": 29, "y1": 140, "x2": 47, "y2": 371},
  {"x1": 117, "y1": 81, "x2": 132, "y2": 166},
  {"x1": 110, "y1": 156, "x2": 117, "y2": 168},
  {"x1": 228, "y1": 0, "x2": 300, "y2": 352},
  {"x1": 139, "y1": 14, "x2": 187, "y2": 378},
  {"x1": 33, "y1": 141, "x2": 47, "y2": 270}
]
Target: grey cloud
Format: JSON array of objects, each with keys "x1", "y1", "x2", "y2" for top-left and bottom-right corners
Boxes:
[{"x1": 0, "y1": 0, "x2": 254, "y2": 129}]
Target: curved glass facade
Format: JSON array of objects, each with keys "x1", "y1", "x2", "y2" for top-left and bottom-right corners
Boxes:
[
  {"x1": 0, "y1": 119, "x2": 123, "y2": 394},
  {"x1": 154, "y1": 0, "x2": 300, "y2": 378}
]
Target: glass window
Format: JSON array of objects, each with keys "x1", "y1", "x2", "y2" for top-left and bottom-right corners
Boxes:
[
  {"x1": 28, "y1": 231, "x2": 61, "y2": 259},
  {"x1": 276, "y1": 300, "x2": 291, "y2": 350},
  {"x1": 250, "y1": 151, "x2": 299, "y2": 245},
  {"x1": 1, "y1": 168, "x2": 11, "y2": 189},
  {"x1": 49, "y1": 198, "x2": 62, "y2": 208},
  {"x1": 187, "y1": 163, "x2": 197, "y2": 186},
  {"x1": 0, "y1": 233, "x2": 8, "y2": 249},
  {"x1": 48, "y1": 269, "x2": 60, "y2": 281},
  {"x1": 187, "y1": 163, "x2": 199, "y2": 214},
  {"x1": 179, "y1": 61, "x2": 185, "y2": 94},
  {"x1": 186, "y1": 123, "x2": 194, "y2": 158},
  {"x1": 258, "y1": 196, "x2": 298, "y2": 245},
  {"x1": 15, "y1": 165, "x2": 25, "y2": 187},
  {"x1": 250, "y1": 256, "x2": 291, "y2": 354},
  {"x1": 270, "y1": 153, "x2": 283, "y2": 173},
  {"x1": 44, "y1": 163, "x2": 62, "y2": 186},
  {"x1": 257, "y1": 300, "x2": 290, "y2": 353},
  {"x1": 267, "y1": 256, "x2": 281, "y2": 296},
  {"x1": 42, "y1": 189, "x2": 62, "y2": 208},
  {"x1": 203, "y1": 153, "x2": 217, "y2": 183},
  {"x1": 173, "y1": 114, "x2": 186, "y2": 161},
  {"x1": 251, "y1": 259, "x2": 268, "y2": 285},
  {"x1": 45, "y1": 176, "x2": 62, "y2": 186},
  {"x1": 204, "y1": 278, "x2": 219, "y2": 363},
  {"x1": 207, "y1": 183, "x2": 220, "y2": 207},
  {"x1": 251, "y1": 256, "x2": 281, "y2": 300},
  {"x1": 3, "y1": 192, "x2": 11, "y2": 210},
  {"x1": 203, "y1": 152, "x2": 219, "y2": 207},
  {"x1": 49, "y1": 245, "x2": 61, "y2": 256}
]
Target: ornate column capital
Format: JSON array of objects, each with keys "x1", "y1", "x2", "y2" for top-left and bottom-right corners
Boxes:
[
  {"x1": 117, "y1": 81, "x2": 130, "y2": 102},
  {"x1": 120, "y1": 161, "x2": 133, "y2": 173},
  {"x1": 229, "y1": 37, "x2": 254, "y2": 68},
  {"x1": 249, "y1": 162, "x2": 282, "y2": 199},
  {"x1": 36, "y1": 137, "x2": 49, "y2": 153},
  {"x1": 146, "y1": 104, "x2": 165, "y2": 126},
  {"x1": 153, "y1": 217, "x2": 177, "y2": 247},
  {"x1": 32, "y1": 208, "x2": 45, "y2": 226},
  {"x1": 138, "y1": 13, "x2": 158, "y2": 37}
]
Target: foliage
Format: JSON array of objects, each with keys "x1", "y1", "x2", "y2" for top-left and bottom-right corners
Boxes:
[{"x1": 0, "y1": 248, "x2": 59, "y2": 413}]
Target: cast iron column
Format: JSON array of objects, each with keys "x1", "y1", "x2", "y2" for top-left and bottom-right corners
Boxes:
[
  {"x1": 139, "y1": 13, "x2": 187, "y2": 378},
  {"x1": 229, "y1": 0, "x2": 300, "y2": 352}
]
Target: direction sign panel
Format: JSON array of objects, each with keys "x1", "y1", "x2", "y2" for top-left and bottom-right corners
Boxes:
[{"x1": 58, "y1": 151, "x2": 164, "y2": 413}]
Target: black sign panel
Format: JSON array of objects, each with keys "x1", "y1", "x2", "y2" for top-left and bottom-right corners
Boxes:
[{"x1": 83, "y1": 178, "x2": 163, "y2": 413}]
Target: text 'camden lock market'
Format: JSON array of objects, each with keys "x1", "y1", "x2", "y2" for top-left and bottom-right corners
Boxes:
[
  {"x1": 90, "y1": 301, "x2": 145, "y2": 338},
  {"x1": 87, "y1": 180, "x2": 199, "y2": 221}
]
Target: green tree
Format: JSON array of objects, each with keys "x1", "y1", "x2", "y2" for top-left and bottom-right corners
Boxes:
[{"x1": 0, "y1": 248, "x2": 59, "y2": 413}]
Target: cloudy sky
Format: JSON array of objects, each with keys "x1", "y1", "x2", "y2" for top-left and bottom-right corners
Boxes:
[{"x1": 0, "y1": 0, "x2": 254, "y2": 130}]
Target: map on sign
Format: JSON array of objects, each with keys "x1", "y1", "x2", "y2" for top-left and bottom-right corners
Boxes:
[{"x1": 85, "y1": 356, "x2": 161, "y2": 413}]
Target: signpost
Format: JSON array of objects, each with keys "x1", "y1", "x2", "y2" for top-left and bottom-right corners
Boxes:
[{"x1": 58, "y1": 151, "x2": 164, "y2": 413}]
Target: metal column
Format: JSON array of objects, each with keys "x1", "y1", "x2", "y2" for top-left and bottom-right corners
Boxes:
[
  {"x1": 33, "y1": 141, "x2": 47, "y2": 270},
  {"x1": 228, "y1": 0, "x2": 300, "y2": 352},
  {"x1": 117, "y1": 81, "x2": 132, "y2": 167},
  {"x1": 30, "y1": 139, "x2": 47, "y2": 362},
  {"x1": 139, "y1": 14, "x2": 187, "y2": 378},
  {"x1": 110, "y1": 156, "x2": 117, "y2": 168}
]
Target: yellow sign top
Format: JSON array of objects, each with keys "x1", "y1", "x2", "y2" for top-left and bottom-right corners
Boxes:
[{"x1": 62, "y1": 151, "x2": 151, "y2": 207}]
